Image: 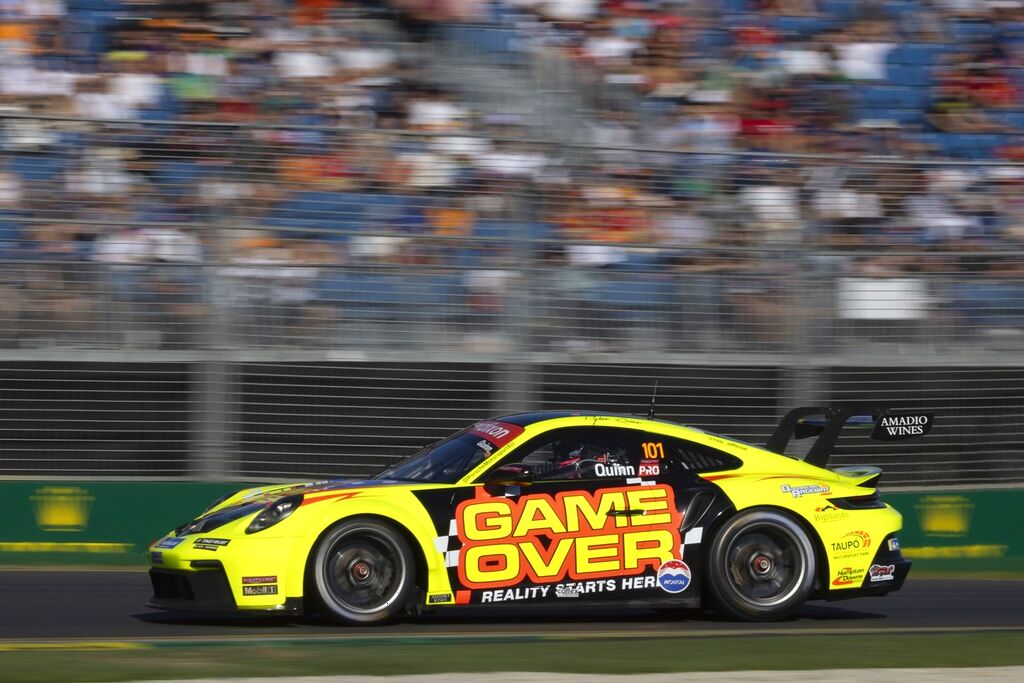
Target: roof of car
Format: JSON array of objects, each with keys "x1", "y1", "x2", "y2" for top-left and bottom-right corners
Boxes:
[{"x1": 497, "y1": 411, "x2": 690, "y2": 429}]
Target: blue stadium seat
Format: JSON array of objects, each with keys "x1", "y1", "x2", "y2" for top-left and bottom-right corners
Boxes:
[
  {"x1": 820, "y1": 0, "x2": 862, "y2": 19},
  {"x1": 315, "y1": 272, "x2": 404, "y2": 314},
  {"x1": 990, "y1": 110, "x2": 1024, "y2": 131},
  {"x1": 895, "y1": 43, "x2": 950, "y2": 65},
  {"x1": 9, "y1": 154, "x2": 65, "y2": 181},
  {"x1": 882, "y1": 0, "x2": 922, "y2": 18},
  {"x1": 949, "y1": 20, "x2": 995, "y2": 43},
  {"x1": 773, "y1": 16, "x2": 836, "y2": 37},
  {"x1": 952, "y1": 281, "x2": 1024, "y2": 329},
  {"x1": 855, "y1": 85, "x2": 929, "y2": 109},
  {"x1": 152, "y1": 160, "x2": 205, "y2": 193},
  {"x1": 854, "y1": 107, "x2": 923, "y2": 125},
  {"x1": 886, "y1": 63, "x2": 933, "y2": 86},
  {"x1": 404, "y1": 273, "x2": 465, "y2": 318}
]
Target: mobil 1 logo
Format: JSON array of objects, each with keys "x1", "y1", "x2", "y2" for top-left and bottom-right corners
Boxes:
[{"x1": 871, "y1": 413, "x2": 933, "y2": 441}]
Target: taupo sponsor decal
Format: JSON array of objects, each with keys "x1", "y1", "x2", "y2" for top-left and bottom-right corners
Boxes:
[
  {"x1": 780, "y1": 483, "x2": 830, "y2": 498},
  {"x1": 456, "y1": 485, "x2": 682, "y2": 589},
  {"x1": 869, "y1": 564, "x2": 896, "y2": 582},
  {"x1": 831, "y1": 530, "x2": 872, "y2": 558},
  {"x1": 242, "y1": 575, "x2": 277, "y2": 585},
  {"x1": 871, "y1": 413, "x2": 933, "y2": 441},
  {"x1": 242, "y1": 585, "x2": 278, "y2": 596}
]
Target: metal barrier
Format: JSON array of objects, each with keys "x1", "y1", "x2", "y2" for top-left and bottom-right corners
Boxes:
[{"x1": 1, "y1": 114, "x2": 1023, "y2": 486}]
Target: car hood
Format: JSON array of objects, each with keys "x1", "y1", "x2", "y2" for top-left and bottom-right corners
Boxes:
[
  {"x1": 214, "y1": 478, "x2": 416, "y2": 512},
  {"x1": 175, "y1": 478, "x2": 418, "y2": 536}
]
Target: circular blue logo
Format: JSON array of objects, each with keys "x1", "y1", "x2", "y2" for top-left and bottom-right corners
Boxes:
[{"x1": 657, "y1": 559, "x2": 691, "y2": 594}]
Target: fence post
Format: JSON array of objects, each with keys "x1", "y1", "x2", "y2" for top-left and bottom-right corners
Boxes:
[{"x1": 190, "y1": 125, "x2": 242, "y2": 481}]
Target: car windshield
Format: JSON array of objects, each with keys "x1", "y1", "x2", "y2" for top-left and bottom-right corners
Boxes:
[{"x1": 376, "y1": 421, "x2": 525, "y2": 484}]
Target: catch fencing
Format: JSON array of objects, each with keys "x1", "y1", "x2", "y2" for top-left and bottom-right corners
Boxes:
[{"x1": 1, "y1": 114, "x2": 1023, "y2": 487}]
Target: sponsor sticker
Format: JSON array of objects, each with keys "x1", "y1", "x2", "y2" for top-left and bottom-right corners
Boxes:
[
  {"x1": 467, "y1": 421, "x2": 524, "y2": 448},
  {"x1": 780, "y1": 483, "x2": 830, "y2": 498},
  {"x1": 595, "y1": 463, "x2": 635, "y2": 477},
  {"x1": 193, "y1": 537, "x2": 230, "y2": 551},
  {"x1": 871, "y1": 413, "x2": 933, "y2": 441},
  {"x1": 150, "y1": 551, "x2": 163, "y2": 564},
  {"x1": 830, "y1": 530, "x2": 871, "y2": 558},
  {"x1": 154, "y1": 536, "x2": 185, "y2": 549},
  {"x1": 813, "y1": 505, "x2": 849, "y2": 523},
  {"x1": 428, "y1": 593, "x2": 453, "y2": 604},
  {"x1": 555, "y1": 584, "x2": 581, "y2": 598},
  {"x1": 869, "y1": 564, "x2": 896, "y2": 582},
  {"x1": 832, "y1": 567, "x2": 865, "y2": 586},
  {"x1": 456, "y1": 484, "x2": 682, "y2": 590},
  {"x1": 657, "y1": 559, "x2": 691, "y2": 594},
  {"x1": 242, "y1": 585, "x2": 278, "y2": 596},
  {"x1": 888, "y1": 537, "x2": 901, "y2": 552},
  {"x1": 242, "y1": 575, "x2": 277, "y2": 585},
  {"x1": 638, "y1": 462, "x2": 660, "y2": 478}
]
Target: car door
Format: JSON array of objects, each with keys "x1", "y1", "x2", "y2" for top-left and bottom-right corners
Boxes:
[
  {"x1": 431, "y1": 426, "x2": 690, "y2": 605},
  {"x1": 636, "y1": 431, "x2": 744, "y2": 600}
]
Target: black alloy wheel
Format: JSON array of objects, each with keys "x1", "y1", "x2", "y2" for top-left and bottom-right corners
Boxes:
[
  {"x1": 312, "y1": 519, "x2": 416, "y2": 624},
  {"x1": 705, "y1": 508, "x2": 816, "y2": 621}
]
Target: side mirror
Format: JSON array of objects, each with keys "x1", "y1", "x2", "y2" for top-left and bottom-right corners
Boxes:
[{"x1": 483, "y1": 464, "x2": 534, "y2": 494}]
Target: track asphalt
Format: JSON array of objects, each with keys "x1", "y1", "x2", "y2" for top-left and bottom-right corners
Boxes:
[{"x1": 1, "y1": 571, "x2": 1022, "y2": 641}]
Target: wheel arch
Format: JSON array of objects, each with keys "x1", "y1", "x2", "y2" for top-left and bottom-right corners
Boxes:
[
  {"x1": 701, "y1": 503, "x2": 829, "y2": 603},
  {"x1": 302, "y1": 513, "x2": 430, "y2": 610}
]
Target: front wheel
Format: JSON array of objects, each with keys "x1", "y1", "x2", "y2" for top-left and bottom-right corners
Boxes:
[
  {"x1": 312, "y1": 519, "x2": 416, "y2": 625},
  {"x1": 705, "y1": 509, "x2": 816, "y2": 622}
]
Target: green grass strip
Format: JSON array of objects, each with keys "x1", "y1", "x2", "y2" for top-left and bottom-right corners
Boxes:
[{"x1": 2, "y1": 632, "x2": 1024, "y2": 682}]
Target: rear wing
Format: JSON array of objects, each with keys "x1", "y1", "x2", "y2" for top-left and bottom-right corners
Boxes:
[{"x1": 766, "y1": 405, "x2": 933, "y2": 468}]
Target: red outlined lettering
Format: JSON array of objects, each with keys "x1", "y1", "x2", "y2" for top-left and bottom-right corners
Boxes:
[{"x1": 456, "y1": 485, "x2": 682, "y2": 589}]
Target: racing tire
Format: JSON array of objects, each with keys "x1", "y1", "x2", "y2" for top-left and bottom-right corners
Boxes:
[
  {"x1": 705, "y1": 509, "x2": 816, "y2": 622},
  {"x1": 312, "y1": 519, "x2": 416, "y2": 625}
]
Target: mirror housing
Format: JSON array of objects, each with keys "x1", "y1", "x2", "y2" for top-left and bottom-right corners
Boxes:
[{"x1": 483, "y1": 464, "x2": 534, "y2": 493}]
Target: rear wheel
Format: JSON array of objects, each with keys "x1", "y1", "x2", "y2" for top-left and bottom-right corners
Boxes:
[
  {"x1": 705, "y1": 509, "x2": 816, "y2": 622},
  {"x1": 312, "y1": 519, "x2": 415, "y2": 624}
]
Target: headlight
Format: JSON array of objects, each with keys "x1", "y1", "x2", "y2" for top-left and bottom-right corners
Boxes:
[{"x1": 245, "y1": 494, "x2": 303, "y2": 534}]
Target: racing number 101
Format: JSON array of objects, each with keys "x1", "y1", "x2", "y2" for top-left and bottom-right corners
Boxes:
[{"x1": 642, "y1": 442, "x2": 664, "y2": 459}]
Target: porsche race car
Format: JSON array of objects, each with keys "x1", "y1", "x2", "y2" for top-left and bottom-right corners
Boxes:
[{"x1": 148, "y1": 406, "x2": 929, "y2": 623}]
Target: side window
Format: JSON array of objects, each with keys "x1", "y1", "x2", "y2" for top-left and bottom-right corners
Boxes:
[
  {"x1": 499, "y1": 427, "x2": 644, "y2": 481},
  {"x1": 658, "y1": 436, "x2": 741, "y2": 473}
]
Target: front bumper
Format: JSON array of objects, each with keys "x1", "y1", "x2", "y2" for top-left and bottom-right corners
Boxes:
[
  {"x1": 147, "y1": 530, "x2": 306, "y2": 613},
  {"x1": 148, "y1": 566, "x2": 304, "y2": 614}
]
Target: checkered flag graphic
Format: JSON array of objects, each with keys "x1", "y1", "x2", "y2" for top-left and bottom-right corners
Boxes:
[{"x1": 433, "y1": 519, "x2": 462, "y2": 568}]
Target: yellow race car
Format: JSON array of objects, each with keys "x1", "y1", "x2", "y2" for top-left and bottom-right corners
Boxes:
[{"x1": 148, "y1": 406, "x2": 927, "y2": 623}]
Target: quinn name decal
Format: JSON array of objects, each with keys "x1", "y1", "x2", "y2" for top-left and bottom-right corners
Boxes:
[{"x1": 456, "y1": 484, "x2": 683, "y2": 589}]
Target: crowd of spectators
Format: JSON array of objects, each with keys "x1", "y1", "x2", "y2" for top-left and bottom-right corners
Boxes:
[{"x1": 1, "y1": 0, "x2": 1024, "y2": 351}]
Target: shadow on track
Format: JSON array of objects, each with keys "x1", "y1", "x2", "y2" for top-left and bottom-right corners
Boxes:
[{"x1": 131, "y1": 601, "x2": 887, "y2": 633}]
